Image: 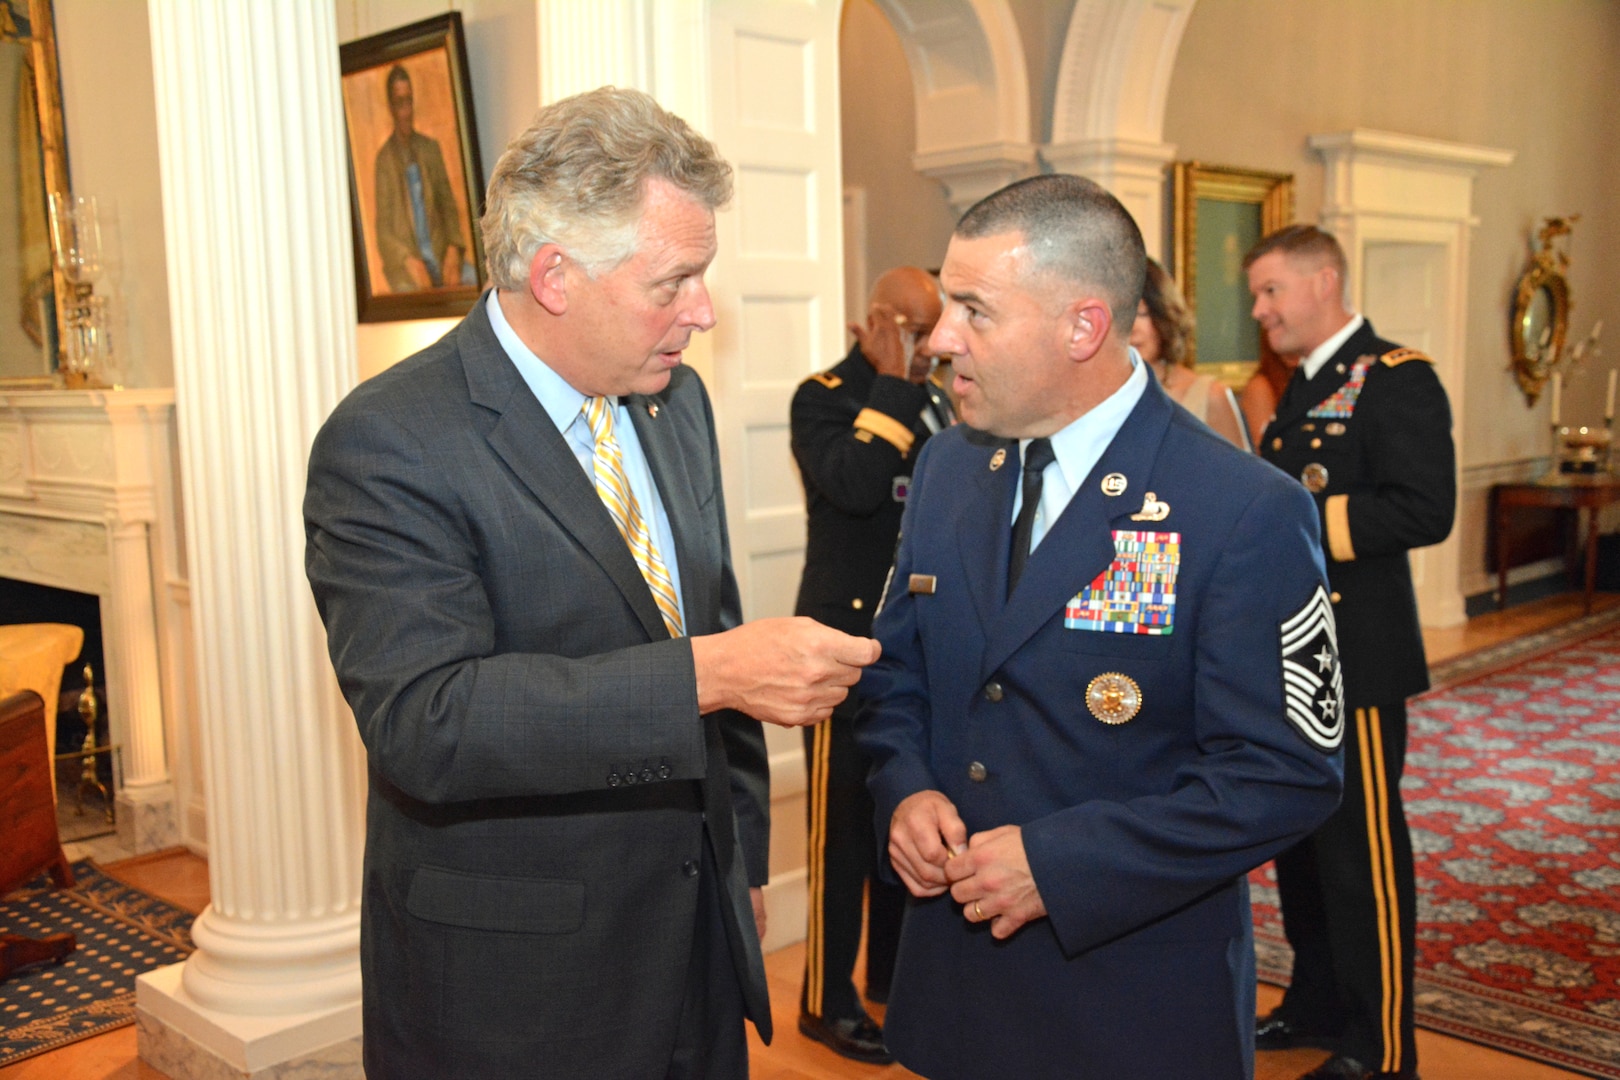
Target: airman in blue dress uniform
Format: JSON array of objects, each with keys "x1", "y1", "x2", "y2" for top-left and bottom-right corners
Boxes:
[{"x1": 856, "y1": 175, "x2": 1345, "y2": 1080}]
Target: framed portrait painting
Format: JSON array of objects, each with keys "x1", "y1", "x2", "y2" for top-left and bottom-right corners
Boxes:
[
  {"x1": 1170, "y1": 162, "x2": 1293, "y2": 383},
  {"x1": 340, "y1": 13, "x2": 485, "y2": 322}
]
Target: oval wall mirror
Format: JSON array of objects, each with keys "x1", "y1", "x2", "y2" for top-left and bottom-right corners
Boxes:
[{"x1": 1511, "y1": 217, "x2": 1575, "y2": 406}]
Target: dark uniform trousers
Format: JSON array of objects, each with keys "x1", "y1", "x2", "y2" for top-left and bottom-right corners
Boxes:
[
  {"x1": 1261, "y1": 319, "x2": 1455, "y2": 1076},
  {"x1": 789, "y1": 345, "x2": 948, "y2": 1021}
]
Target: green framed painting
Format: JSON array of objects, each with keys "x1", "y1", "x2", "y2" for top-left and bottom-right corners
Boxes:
[{"x1": 1170, "y1": 162, "x2": 1293, "y2": 386}]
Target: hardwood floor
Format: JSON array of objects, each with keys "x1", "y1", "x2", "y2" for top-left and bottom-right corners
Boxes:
[{"x1": 5, "y1": 590, "x2": 1612, "y2": 1080}]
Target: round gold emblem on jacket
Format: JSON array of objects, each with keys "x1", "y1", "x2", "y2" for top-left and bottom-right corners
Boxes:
[
  {"x1": 1085, "y1": 672, "x2": 1142, "y2": 725},
  {"x1": 1301, "y1": 463, "x2": 1329, "y2": 493},
  {"x1": 1100, "y1": 472, "x2": 1128, "y2": 496}
]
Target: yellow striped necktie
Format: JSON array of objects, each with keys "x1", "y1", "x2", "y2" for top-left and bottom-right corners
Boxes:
[{"x1": 582, "y1": 396, "x2": 684, "y2": 638}]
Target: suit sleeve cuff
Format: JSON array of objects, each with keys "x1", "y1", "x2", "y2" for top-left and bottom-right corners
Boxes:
[{"x1": 1325, "y1": 494, "x2": 1355, "y2": 562}]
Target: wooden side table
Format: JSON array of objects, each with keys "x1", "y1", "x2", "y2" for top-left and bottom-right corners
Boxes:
[{"x1": 1493, "y1": 475, "x2": 1620, "y2": 614}]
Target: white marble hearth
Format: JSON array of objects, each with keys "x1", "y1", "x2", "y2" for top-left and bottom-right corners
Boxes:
[{"x1": 0, "y1": 387, "x2": 188, "y2": 852}]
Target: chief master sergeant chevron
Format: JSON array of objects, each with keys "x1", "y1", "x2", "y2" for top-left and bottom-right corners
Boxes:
[
  {"x1": 854, "y1": 173, "x2": 1346, "y2": 1080},
  {"x1": 1247, "y1": 224, "x2": 1457, "y2": 1080}
]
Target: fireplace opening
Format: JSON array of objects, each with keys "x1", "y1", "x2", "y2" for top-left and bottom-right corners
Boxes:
[{"x1": 0, "y1": 577, "x2": 116, "y2": 840}]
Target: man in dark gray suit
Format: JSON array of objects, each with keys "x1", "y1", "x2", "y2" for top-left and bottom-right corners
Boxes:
[{"x1": 306, "y1": 87, "x2": 879, "y2": 1080}]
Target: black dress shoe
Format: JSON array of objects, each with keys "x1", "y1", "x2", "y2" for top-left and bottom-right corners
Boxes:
[
  {"x1": 1256, "y1": 1008, "x2": 1341, "y2": 1051},
  {"x1": 798, "y1": 1011, "x2": 894, "y2": 1065}
]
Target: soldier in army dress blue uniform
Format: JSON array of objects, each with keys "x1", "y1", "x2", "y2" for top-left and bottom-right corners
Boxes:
[
  {"x1": 1247, "y1": 225, "x2": 1457, "y2": 1080},
  {"x1": 789, "y1": 266, "x2": 953, "y2": 1064}
]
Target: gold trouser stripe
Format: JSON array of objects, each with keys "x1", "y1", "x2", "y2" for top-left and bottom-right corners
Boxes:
[
  {"x1": 853, "y1": 408, "x2": 915, "y2": 455},
  {"x1": 805, "y1": 721, "x2": 832, "y2": 1016},
  {"x1": 1357, "y1": 707, "x2": 1404, "y2": 1073},
  {"x1": 1325, "y1": 494, "x2": 1356, "y2": 562}
]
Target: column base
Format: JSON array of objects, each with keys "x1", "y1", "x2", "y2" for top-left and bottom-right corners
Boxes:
[
  {"x1": 117, "y1": 781, "x2": 180, "y2": 852},
  {"x1": 137, "y1": 963, "x2": 362, "y2": 1079}
]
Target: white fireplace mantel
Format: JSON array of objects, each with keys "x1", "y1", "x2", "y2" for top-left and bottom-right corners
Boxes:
[{"x1": 0, "y1": 387, "x2": 189, "y2": 852}]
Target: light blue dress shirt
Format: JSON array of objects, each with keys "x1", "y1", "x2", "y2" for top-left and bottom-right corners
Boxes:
[
  {"x1": 485, "y1": 292, "x2": 687, "y2": 629},
  {"x1": 1013, "y1": 352, "x2": 1150, "y2": 552}
]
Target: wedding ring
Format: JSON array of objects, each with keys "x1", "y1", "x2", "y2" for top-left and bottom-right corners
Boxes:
[{"x1": 973, "y1": 900, "x2": 984, "y2": 921}]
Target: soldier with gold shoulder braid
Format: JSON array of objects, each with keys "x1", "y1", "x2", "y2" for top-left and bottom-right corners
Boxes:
[
  {"x1": 1246, "y1": 225, "x2": 1456, "y2": 1080},
  {"x1": 788, "y1": 266, "x2": 952, "y2": 1064}
]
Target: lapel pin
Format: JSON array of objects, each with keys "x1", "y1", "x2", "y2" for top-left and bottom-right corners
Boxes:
[
  {"x1": 989, "y1": 448, "x2": 1007, "y2": 471},
  {"x1": 1336, "y1": 363, "x2": 1346, "y2": 374},
  {"x1": 1101, "y1": 473, "x2": 1128, "y2": 497},
  {"x1": 647, "y1": 403, "x2": 659, "y2": 418},
  {"x1": 1130, "y1": 492, "x2": 1170, "y2": 522}
]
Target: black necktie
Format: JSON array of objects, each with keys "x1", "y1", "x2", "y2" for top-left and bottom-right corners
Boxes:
[{"x1": 1008, "y1": 437, "x2": 1055, "y2": 595}]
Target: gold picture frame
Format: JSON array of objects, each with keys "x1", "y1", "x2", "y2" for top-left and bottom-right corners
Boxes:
[
  {"x1": 0, "y1": 0, "x2": 71, "y2": 388},
  {"x1": 1171, "y1": 162, "x2": 1293, "y2": 385}
]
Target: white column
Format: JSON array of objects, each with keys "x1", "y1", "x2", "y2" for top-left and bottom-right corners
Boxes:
[
  {"x1": 105, "y1": 515, "x2": 179, "y2": 851},
  {"x1": 136, "y1": 1, "x2": 367, "y2": 1077}
]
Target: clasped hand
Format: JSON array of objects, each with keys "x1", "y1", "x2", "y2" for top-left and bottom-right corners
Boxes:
[
  {"x1": 691, "y1": 616, "x2": 880, "y2": 728},
  {"x1": 888, "y1": 790, "x2": 1047, "y2": 940}
]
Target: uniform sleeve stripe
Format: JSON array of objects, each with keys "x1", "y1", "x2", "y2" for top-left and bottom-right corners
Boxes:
[
  {"x1": 854, "y1": 408, "x2": 915, "y2": 455},
  {"x1": 1325, "y1": 493, "x2": 1355, "y2": 562}
]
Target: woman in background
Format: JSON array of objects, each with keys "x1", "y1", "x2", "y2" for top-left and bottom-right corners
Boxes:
[
  {"x1": 1130, "y1": 259, "x2": 1250, "y2": 450},
  {"x1": 1240, "y1": 349, "x2": 1299, "y2": 450}
]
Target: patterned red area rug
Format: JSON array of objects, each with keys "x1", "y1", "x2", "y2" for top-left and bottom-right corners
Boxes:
[{"x1": 1253, "y1": 622, "x2": 1620, "y2": 1079}]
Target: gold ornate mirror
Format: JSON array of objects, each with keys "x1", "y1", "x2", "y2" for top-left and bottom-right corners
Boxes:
[
  {"x1": 0, "y1": 0, "x2": 68, "y2": 389},
  {"x1": 1511, "y1": 216, "x2": 1575, "y2": 405}
]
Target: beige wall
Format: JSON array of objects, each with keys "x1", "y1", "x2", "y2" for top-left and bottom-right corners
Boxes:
[
  {"x1": 1166, "y1": 0, "x2": 1620, "y2": 596},
  {"x1": 56, "y1": 0, "x2": 171, "y2": 389},
  {"x1": 336, "y1": 0, "x2": 538, "y2": 381},
  {"x1": 838, "y1": 0, "x2": 959, "y2": 293},
  {"x1": 1165, "y1": 0, "x2": 1620, "y2": 465}
]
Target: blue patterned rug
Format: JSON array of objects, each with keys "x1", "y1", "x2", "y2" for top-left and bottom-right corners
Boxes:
[{"x1": 0, "y1": 860, "x2": 194, "y2": 1066}]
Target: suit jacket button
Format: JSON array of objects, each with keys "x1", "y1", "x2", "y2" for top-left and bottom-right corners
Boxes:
[
  {"x1": 607, "y1": 772, "x2": 621, "y2": 787},
  {"x1": 682, "y1": 859, "x2": 699, "y2": 878},
  {"x1": 658, "y1": 764, "x2": 672, "y2": 779},
  {"x1": 640, "y1": 768, "x2": 654, "y2": 783},
  {"x1": 1331, "y1": 591, "x2": 1342, "y2": 603},
  {"x1": 852, "y1": 598, "x2": 864, "y2": 610},
  {"x1": 968, "y1": 761, "x2": 988, "y2": 782},
  {"x1": 624, "y1": 770, "x2": 638, "y2": 784},
  {"x1": 983, "y1": 681, "x2": 1004, "y2": 703}
]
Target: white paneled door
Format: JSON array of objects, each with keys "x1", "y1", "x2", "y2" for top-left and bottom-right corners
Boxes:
[{"x1": 705, "y1": 0, "x2": 846, "y2": 950}]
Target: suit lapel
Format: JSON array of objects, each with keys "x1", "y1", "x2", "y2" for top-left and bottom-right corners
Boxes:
[
  {"x1": 459, "y1": 303, "x2": 669, "y2": 642},
  {"x1": 953, "y1": 436, "x2": 1019, "y2": 637},
  {"x1": 981, "y1": 375, "x2": 1175, "y2": 681}
]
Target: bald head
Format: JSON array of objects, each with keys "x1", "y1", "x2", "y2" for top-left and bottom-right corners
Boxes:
[
  {"x1": 870, "y1": 266, "x2": 943, "y2": 331},
  {"x1": 859, "y1": 266, "x2": 944, "y2": 382}
]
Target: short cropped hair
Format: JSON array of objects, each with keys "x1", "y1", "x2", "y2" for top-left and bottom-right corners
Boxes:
[
  {"x1": 955, "y1": 174, "x2": 1146, "y2": 333},
  {"x1": 1242, "y1": 224, "x2": 1347, "y2": 285},
  {"x1": 482, "y1": 87, "x2": 733, "y2": 287},
  {"x1": 1141, "y1": 258, "x2": 1194, "y2": 369}
]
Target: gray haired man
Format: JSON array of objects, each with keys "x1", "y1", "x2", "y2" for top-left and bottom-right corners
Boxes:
[{"x1": 306, "y1": 87, "x2": 878, "y2": 1080}]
